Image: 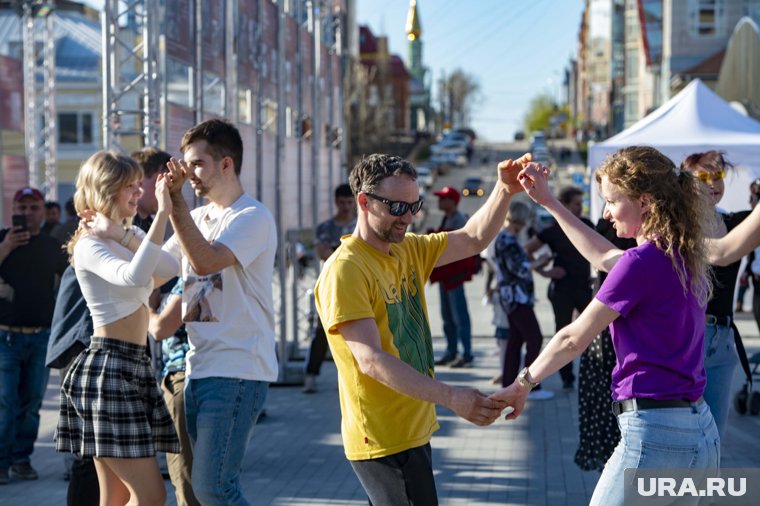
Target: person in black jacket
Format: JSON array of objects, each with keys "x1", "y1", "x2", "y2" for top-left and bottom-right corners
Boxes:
[{"x1": 46, "y1": 266, "x2": 98, "y2": 506}]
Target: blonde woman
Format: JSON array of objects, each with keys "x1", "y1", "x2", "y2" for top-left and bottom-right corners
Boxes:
[{"x1": 55, "y1": 151, "x2": 180, "y2": 505}]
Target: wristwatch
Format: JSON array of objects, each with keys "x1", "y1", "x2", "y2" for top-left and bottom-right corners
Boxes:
[{"x1": 517, "y1": 367, "x2": 539, "y2": 390}]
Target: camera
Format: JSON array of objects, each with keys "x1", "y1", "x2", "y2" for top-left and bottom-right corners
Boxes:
[{"x1": 11, "y1": 214, "x2": 27, "y2": 232}]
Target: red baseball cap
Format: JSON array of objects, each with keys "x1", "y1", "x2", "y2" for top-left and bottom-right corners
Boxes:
[
  {"x1": 13, "y1": 187, "x2": 44, "y2": 202},
  {"x1": 433, "y1": 186, "x2": 460, "y2": 204}
]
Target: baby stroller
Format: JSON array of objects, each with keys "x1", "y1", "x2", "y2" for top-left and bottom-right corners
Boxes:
[{"x1": 734, "y1": 351, "x2": 760, "y2": 415}]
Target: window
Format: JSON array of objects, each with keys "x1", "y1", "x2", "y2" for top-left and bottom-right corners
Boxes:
[
  {"x1": 58, "y1": 112, "x2": 94, "y2": 145},
  {"x1": 690, "y1": 0, "x2": 724, "y2": 37}
]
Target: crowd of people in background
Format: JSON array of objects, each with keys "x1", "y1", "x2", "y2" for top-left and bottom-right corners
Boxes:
[{"x1": 1, "y1": 136, "x2": 760, "y2": 505}]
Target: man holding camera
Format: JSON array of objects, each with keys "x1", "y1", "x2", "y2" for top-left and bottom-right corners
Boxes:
[{"x1": 0, "y1": 186, "x2": 67, "y2": 484}]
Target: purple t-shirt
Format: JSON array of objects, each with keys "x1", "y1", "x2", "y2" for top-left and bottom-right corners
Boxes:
[{"x1": 595, "y1": 241, "x2": 705, "y2": 402}]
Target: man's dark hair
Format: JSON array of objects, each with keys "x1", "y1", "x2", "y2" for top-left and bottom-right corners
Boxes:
[
  {"x1": 348, "y1": 154, "x2": 417, "y2": 195},
  {"x1": 334, "y1": 183, "x2": 353, "y2": 200},
  {"x1": 558, "y1": 185, "x2": 584, "y2": 204},
  {"x1": 180, "y1": 119, "x2": 244, "y2": 176},
  {"x1": 45, "y1": 200, "x2": 60, "y2": 211},
  {"x1": 65, "y1": 197, "x2": 76, "y2": 217},
  {"x1": 131, "y1": 147, "x2": 172, "y2": 178}
]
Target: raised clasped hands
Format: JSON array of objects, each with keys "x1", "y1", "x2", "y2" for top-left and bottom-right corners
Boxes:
[
  {"x1": 518, "y1": 162, "x2": 553, "y2": 206},
  {"x1": 155, "y1": 173, "x2": 173, "y2": 214},
  {"x1": 489, "y1": 382, "x2": 530, "y2": 421},
  {"x1": 165, "y1": 157, "x2": 189, "y2": 197},
  {"x1": 449, "y1": 386, "x2": 508, "y2": 426},
  {"x1": 497, "y1": 153, "x2": 533, "y2": 194}
]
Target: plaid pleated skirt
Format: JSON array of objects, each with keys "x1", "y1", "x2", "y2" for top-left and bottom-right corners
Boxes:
[{"x1": 55, "y1": 336, "x2": 180, "y2": 458}]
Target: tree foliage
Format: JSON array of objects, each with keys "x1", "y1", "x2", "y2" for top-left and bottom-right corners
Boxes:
[
  {"x1": 442, "y1": 69, "x2": 481, "y2": 127},
  {"x1": 523, "y1": 93, "x2": 556, "y2": 133}
]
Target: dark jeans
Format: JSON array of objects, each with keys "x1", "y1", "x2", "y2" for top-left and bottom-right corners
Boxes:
[
  {"x1": 0, "y1": 329, "x2": 50, "y2": 467},
  {"x1": 68, "y1": 458, "x2": 99, "y2": 506},
  {"x1": 350, "y1": 443, "x2": 438, "y2": 506},
  {"x1": 502, "y1": 304, "x2": 544, "y2": 387},
  {"x1": 439, "y1": 284, "x2": 472, "y2": 359},
  {"x1": 305, "y1": 317, "x2": 328, "y2": 376},
  {"x1": 548, "y1": 284, "x2": 592, "y2": 385}
]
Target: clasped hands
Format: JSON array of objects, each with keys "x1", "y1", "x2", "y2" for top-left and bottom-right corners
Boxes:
[{"x1": 497, "y1": 154, "x2": 552, "y2": 199}]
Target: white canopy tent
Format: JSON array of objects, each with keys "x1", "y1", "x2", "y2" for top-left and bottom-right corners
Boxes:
[{"x1": 587, "y1": 79, "x2": 760, "y2": 223}]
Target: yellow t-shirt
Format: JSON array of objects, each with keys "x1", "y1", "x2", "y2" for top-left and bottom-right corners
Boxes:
[{"x1": 315, "y1": 232, "x2": 448, "y2": 460}]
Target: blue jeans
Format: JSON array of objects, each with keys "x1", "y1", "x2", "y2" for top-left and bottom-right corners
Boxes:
[
  {"x1": 702, "y1": 322, "x2": 738, "y2": 439},
  {"x1": 439, "y1": 284, "x2": 472, "y2": 359},
  {"x1": 590, "y1": 401, "x2": 720, "y2": 506},
  {"x1": 184, "y1": 377, "x2": 268, "y2": 506},
  {"x1": 0, "y1": 329, "x2": 51, "y2": 467}
]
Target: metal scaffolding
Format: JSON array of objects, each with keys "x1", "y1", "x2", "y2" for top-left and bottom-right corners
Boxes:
[
  {"x1": 20, "y1": 0, "x2": 56, "y2": 198},
  {"x1": 101, "y1": 0, "x2": 162, "y2": 151}
]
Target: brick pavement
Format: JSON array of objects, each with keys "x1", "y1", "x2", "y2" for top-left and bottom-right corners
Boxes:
[{"x1": 2, "y1": 271, "x2": 758, "y2": 505}]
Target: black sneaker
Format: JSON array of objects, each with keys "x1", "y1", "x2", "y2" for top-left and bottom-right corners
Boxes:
[
  {"x1": 450, "y1": 356, "x2": 474, "y2": 368},
  {"x1": 10, "y1": 462, "x2": 38, "y2": 480},
  {"x1": 434, "y1": 354, "x2": 457, "y2": 366}
]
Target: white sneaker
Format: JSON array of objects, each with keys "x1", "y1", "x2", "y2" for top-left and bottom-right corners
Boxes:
[{"x1": 528, "y1": 389, "x2": 555, "y2": 401}]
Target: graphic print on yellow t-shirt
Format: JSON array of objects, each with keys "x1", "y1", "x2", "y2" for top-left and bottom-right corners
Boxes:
[
  {"x1": 385, "y1": 270, "x2": 434, "y2": 378},
  {"x1": 315, "y1": 233, "x2": 448, "y2": 460}
]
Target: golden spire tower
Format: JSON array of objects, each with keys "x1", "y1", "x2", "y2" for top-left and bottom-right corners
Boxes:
[
  {"x1": 406, "y1": 0, "x2": 421, "y2": 41},
  {"x1": 405, "y1": 0, "x2": 423, "y2": 82}
]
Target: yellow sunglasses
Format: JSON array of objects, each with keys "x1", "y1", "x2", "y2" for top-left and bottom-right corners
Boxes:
[{"x1": 694, "y1": 169, "x2": 726, "y2": 184}]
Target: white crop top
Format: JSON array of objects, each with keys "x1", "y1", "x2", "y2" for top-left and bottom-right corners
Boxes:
[{"x1": 74, "y1": 227, "x2": 180, "y2": 328}]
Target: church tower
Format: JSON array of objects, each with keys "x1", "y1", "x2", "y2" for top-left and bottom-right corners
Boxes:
[{"x1": 405, "y1": 0, "x2": 424, "y2": 82}]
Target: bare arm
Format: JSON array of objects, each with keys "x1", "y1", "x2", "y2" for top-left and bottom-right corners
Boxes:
[
  {"x1": 520, "y1": 164, "x2": 622, "y2": 272},
  {"x1": 165, "y1": 158, "x2": 237, "y2": 276},
  {"x1": 491, "y1": 299, "x2": 618, "y2": 419},
  {"x1": 338, "y1": 318, "x2": 505, "y2": 426},
  {"x1": 437, "y1": 154, "x2": 531, "y2": 267},
  {"x1": 169, "y1": 194, "x2": 237, "y2": 275},
  {"x1": 149, "y1": 293, "x2": 183, "y2": 341},
  {"x1": 706, "y1": 204, "x2": 760, "y2": 266}
]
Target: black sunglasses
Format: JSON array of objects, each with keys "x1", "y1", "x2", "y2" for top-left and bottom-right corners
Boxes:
[{"x1": 365, "y1": 192, "x2": 424, "y2": 217}]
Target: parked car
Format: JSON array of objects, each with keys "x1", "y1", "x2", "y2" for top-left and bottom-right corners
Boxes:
[
  {"x1": 462, "y1": 176, "x2": 485, "y2": 197},
  {"x1": 532, "y1": 146, "x2": 551, "y2": 165},
  {"x1": 416, "y1": 166, "x2": 435, "y2": 189},
  {"x1": 430, "y1": 149, "x2": 467, "y2": 167},
  {"x1": 530, "y1": 131, "x2": 547, "y2": 153}
]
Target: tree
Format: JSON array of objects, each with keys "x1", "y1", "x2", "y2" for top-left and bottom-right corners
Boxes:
[
  {"x1": 523, "y1": 93, "x2": 556, "y2": 134},
  {"x1": 442, "y1": 69, "x2": 480, "y2": 128}
]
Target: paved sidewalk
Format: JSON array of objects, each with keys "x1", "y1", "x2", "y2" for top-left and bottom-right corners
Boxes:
[{"x1": 2, "y1": 271, "x2": 759, "y2": 505}]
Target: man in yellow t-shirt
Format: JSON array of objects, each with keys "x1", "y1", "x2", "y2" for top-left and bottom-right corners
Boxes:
[{"x1": 315, "y1": 152, "x2": 531, "y2": 505}]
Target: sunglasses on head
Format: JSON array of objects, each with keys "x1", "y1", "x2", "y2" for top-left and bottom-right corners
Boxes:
[
  {"x1": 364, "y1": 192, "x2": 424, "y2": 216},
  {"x1": 694, "y1": 169, "x2": 726, "y2": 184}
]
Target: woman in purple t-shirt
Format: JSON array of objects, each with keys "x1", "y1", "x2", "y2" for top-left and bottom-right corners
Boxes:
[{"x1": 491, "y1": 146, "x2": 754, "y2": 505}]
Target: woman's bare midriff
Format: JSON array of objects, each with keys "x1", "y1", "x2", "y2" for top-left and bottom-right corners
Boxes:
[{"x1": 93, "y1": 305, "x2": 150, "y2": 346}]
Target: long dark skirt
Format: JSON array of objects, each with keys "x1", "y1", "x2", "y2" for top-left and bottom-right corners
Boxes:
[{"x1": 574, "y1": 329, "x2": 620, "y2": 472}]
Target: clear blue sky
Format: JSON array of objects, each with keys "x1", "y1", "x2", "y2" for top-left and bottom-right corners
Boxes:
[
  {"x1": 82, "y1": 0, "x2": 584, "y2": 142},
  {"x1": 356, "y1": 0, "x2": 585, "y2": 141}
]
